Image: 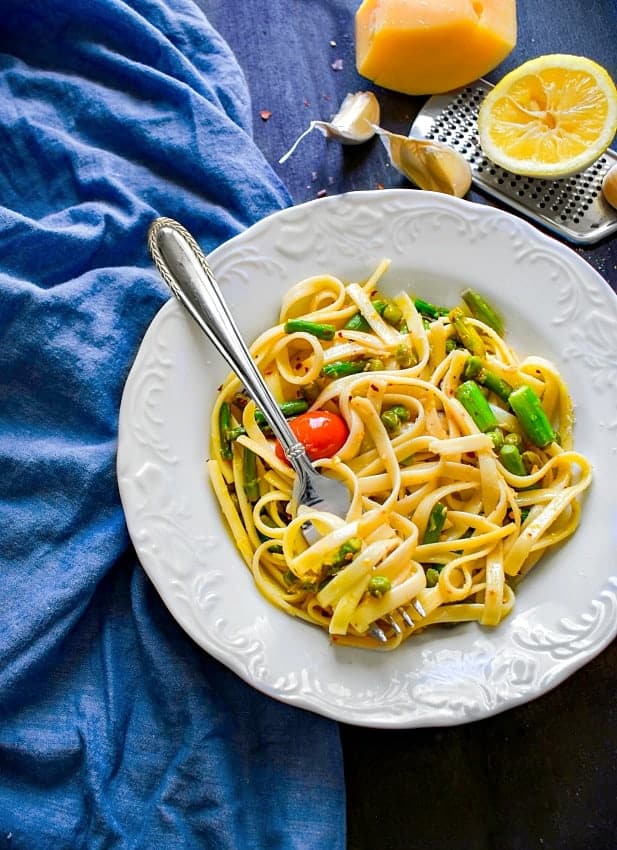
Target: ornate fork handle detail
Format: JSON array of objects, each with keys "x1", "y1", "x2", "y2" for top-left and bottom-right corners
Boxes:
[{"x1": 148, "y1": 217, "x2": 312, "y2": 473}]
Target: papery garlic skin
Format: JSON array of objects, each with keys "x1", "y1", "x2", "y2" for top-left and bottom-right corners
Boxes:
[{"x1": 279, "y1": 91, "x2": 380, "y2": 164}]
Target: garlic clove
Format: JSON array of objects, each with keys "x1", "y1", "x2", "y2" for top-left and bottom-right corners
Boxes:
[
  {"x1": 375, "y1": 128, "x2": 472, "y2": 198},
  {"x1": 325, "y1": 91, "x2": 381, "y2": 144},
  {"x1": 601, "y1": 162, "x2": 617, "y2": 210},
  {"x1": 279, "y1": 91, "x2": 380, "y2": 164}
]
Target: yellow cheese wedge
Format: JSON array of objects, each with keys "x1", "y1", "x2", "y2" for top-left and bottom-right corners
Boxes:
[{"x1": 355, "y1": 0, "x2": 517, "y2": 95}]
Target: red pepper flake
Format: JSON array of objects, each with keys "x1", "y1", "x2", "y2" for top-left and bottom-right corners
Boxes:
[
  {"x1": 259, "y1": 109, "x2": 272, "y2": 121},
  {"x1": 322, "y1": 93, "x2": 332, "y2": 101},
  {"x1": 317, "y1": 188, "x2": 328, "y2": 198},
  {"x1": 303, "y1": 98, "x2": 311, "y2": 107},
  {"x1": 376, "y1": 182, "x2": 385, "y2": 190},
  {"x1": 331, "y1": 58, "x2": 344, "y2": 71}
]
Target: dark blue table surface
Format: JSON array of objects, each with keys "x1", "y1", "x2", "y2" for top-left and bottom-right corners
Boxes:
[{"x1": 199, "y1": 2, "x2": 617, "y2": 848}]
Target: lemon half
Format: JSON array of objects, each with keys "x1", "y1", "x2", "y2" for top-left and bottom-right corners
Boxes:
[{"x1": 478, "y1": 54, "x2": 617, "y2": 178}]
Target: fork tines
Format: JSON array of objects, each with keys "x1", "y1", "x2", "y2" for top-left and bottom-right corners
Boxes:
[{"x1": 369, "y1": 601, "x2": 426, "y2": 643}]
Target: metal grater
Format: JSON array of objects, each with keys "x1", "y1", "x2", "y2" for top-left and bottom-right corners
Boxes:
[{"x1": 409, "y1": 79, "x2": 617, "y2": 245}]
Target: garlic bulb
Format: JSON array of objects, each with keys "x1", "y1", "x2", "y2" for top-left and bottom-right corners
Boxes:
[
  {"x1": 601, "y1": 163, "x2": 617, "y2": 210},
  {"x1": 375, "y1": 128, "x2": 472, "y2": 198},
  {"x1": 279, "y1": 91, "x2": 380, "y2": 164}
]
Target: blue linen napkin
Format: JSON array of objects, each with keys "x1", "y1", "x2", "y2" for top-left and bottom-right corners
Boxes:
[{"x1": 0, "y1": 1, "x2": 345, "y2": 847}]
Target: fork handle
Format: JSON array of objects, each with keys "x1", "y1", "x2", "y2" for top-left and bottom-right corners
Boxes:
[{"x1": 148, "y1": 217, "x2": 308, "y2": 462}]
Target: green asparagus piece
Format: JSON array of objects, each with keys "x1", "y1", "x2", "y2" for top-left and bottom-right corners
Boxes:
[
  {"x1": 364, "y1": 357, "x2": 385, "y2": 372},
  {"x1": 499, "y1": 444, "x2": 527, "y2": 476},
  {"x1": 219, "y1": 402, "x2": 233, "y2": 460},
  {"x1": 227, "y1": 425, "x2": 247, "y2": 442},
  {"x1": 455, "y1": 381, "x2": 498, "y2": 432},
  {"x1": 243, "y1": 447, "x2": 260, "y2": 502},
  {"x1": 449, "y1": 307, "x2": 485, "y2": 357},
  {"x1": 461, "y1": 289, "x2": 505, "y2": 336},
  {"x1": 284, "y1": 318, "x2": 336, "y2": 340},
  {"x1": 371, "y1": 298, "x2": 388, "y2": 315},
  {"x1": 464, "y1": 356, "x2": 513, "y2": 402},
  {"x1": 301, "y1": 381, "x2": 322, "y2": 404},
  {"x1": 322, "y1": 360, "x2": 368, "y2": 378},
  {"x1": 480, "y1": 370, "x2": 513, "y2": 403},
  {"x1": 423, "y1": 502, "x2": 448, "y2": 544},
  {"x1": 508, "y1": 385, "x2": 555, "y2": 448},
  {"x1": 254, "y1": 399, "x2": 308, "y2": 426},
  {"x1": 464, "y1": 355, "x2": 483, "y2": 379},
  {"x1": 413, "y1": 297, "x2": 450, "y2": 319},
  {"x1": 344, "y1": 312, "x2": 371, "y2": 332}
]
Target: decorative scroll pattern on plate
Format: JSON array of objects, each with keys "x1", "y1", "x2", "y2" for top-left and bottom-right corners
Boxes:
[{"x1": 118, "y1": 190, "x2": 617, "y2": 728}]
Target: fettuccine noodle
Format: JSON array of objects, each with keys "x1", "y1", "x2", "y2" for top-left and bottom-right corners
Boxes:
[{"x1": 207, "y1": 261, "x2": 591, "y2": 650}]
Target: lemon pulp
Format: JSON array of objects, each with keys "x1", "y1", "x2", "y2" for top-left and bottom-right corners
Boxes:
[{"x1": 478, "y1": 55, "x2": 617, "y2": 177}]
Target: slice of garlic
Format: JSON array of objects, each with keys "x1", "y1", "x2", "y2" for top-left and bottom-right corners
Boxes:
[
  {"x1": 279, "y1": 91, "x2": 380, "y2": 164},
  {"x1": 601, "y1": 163, "x2": 617, "y2": 210},
  {"x1": 375, "y1": 128, "x2": 472, "y2": 198}
]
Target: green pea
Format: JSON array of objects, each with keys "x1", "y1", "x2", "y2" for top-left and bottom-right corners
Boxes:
[
  {"x1": 368, "y1": 575, "x2": 391, "y2": 597},
  {"x1": 486, "y1": 428, "x2": 505, "y2": 451},
  {"x1": 381, "y1": 409, "x2": 400, "y2": 434},
  {"x1": 426, "y1": 568, "x2": 441, "y2": 588},
  {"x1": 504, "y1": 431, "x2": 522, "y2": 448},
  {"x1": 396, "y1": 344, "x2": 416, "y2": 368},
  {"x1": 383, "y1": 302, "x2": 403, "y2": 326},
  {"x1": 388, "y1": 405, "x2": 410, "y2": 423}
]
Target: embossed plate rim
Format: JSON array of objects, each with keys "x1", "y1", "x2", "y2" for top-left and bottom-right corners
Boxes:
[{"x1": 117, "y1": 190, "x2": 617, "y2": 728}]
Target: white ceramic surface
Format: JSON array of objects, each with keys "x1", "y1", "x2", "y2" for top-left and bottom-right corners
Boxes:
[{"x1": 117, "y1": 190, "x2": 617, "y2": 728}]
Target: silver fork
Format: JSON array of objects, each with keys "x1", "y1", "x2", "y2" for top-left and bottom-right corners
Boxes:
[
  {"x1": 148, "y1": 217, "x2": 424, "y2": 638},
  {"x1": 147, "y1": 217, "x2": 351, "y2": 542}
]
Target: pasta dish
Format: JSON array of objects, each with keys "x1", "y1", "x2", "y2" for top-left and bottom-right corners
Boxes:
[{"x1": 207, "y1": 261, "x2": 591, "y2": 649}]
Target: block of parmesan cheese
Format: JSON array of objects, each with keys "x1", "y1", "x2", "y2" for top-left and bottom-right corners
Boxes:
[{"x1": 355, "y1": 0, "x2": 517, "y2": 95}]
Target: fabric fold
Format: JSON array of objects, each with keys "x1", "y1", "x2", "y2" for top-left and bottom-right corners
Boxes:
[{"x1": 0, "y1": 1, "x2": 345, "y2": 847}]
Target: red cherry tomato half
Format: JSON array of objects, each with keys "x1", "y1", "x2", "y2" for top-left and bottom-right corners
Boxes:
[{"x1": 275, "y1": 410, "x2": 349, "y2": 464}]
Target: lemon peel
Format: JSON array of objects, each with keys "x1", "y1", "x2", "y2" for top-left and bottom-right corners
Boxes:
[{"x1": 478, "y1": 54, "x2": 617, "y2": 178}]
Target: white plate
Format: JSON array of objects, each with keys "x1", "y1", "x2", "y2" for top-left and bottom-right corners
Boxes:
[{"x1": 117, "y1": 190, "x2": 617, "y2": 728}]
